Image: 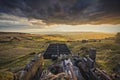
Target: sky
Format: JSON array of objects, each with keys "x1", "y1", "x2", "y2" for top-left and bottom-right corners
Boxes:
[
  {"x1": 0, "y1": 0, "x2": 120, "y2": 33},
  {"x1": 4, "y1": 24, "x2": 120, "y2": 33}
]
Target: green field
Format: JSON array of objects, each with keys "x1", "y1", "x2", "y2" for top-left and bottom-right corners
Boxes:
[{"x1": 0, "y1": 32, "x2": 119, "y2": 80}]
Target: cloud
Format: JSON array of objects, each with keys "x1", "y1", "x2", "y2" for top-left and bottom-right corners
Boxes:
[
  {"x1": 0, "y1": 13, "x2": 47, "y2": 30},
  {"x1": 0, "y1": 0, "x2": 120, "y2": 25},
  {"x1": 3, "y1": 24, "x2": 119, "y2": 33},
  {"x1": 99, "y1": 0, "x2": 120, "y2": 13},
  {"x1": 0, "y1": 13, "x2": 119, "y2": 33}
]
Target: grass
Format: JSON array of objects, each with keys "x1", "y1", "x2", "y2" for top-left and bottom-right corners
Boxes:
[
  {"x1": 0, "y1": 71, "x2": 13, "y2": 80},
  {"x1": 65, "y1": 36, "x2": 120, "y2": 75},
  {"x1": 0, "y1": 32, "x2": 119, "y2": 79},
  {"x1": 0, "y1": 54, "x2": 35, "y2": 69},
  {"x1": 43, "y1": 59, "x2": 53, "y2": 70}
]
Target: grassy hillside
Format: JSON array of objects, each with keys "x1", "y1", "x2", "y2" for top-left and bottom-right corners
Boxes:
[
  {"x1": 61, "y1": 32, "x2": 116, "y2": 40},
  {"x1": 0, "y1": 32, "x2": 119, "y2": 79},
  {"x1": 67, "y1": 40, "x2": 120, "y2": 74}
]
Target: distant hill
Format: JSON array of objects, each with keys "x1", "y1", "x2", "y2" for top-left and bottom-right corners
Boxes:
[
  {"x1": 0, "y1": 32, "x2": 116, "y2": 41},
  {"x1": 60, "y1": 32, "x2": 116, "y2": 40},
  {"x1": 0, "y1": 32, "x2": 26, "y2": 34}
]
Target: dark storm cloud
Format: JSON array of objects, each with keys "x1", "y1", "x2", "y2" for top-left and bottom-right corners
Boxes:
[
  {"x1": 0, "y1": 0, "x2": 26, "y2": 8},
  {"x1": 100, "y1": 0, "x2": 120, "y2": 13},
  {"x1": 0, "y1": 0, "x2": 120, "y2": 24},
  {"x1": 72, "y1": 0, "x2": 91, "y2": 11}
]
